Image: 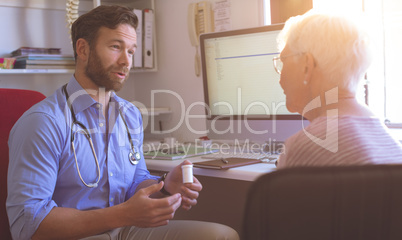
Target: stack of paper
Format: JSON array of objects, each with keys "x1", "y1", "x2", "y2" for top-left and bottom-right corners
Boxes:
[{"x1": 11, "y1": 47, "x2": 75, "y2": 70}]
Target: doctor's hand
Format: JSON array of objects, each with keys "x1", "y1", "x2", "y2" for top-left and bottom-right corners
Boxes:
[
  {"x1": 164, "y1": 160, "x2": 203, "y2": 210},
  {"x1": 121, "y1": 182, "x2": 182, "y2": 228}
]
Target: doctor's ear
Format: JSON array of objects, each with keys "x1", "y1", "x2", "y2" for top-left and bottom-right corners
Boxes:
[{"x1": 75, "y1": 38, "x2": 90, "y2": 62}]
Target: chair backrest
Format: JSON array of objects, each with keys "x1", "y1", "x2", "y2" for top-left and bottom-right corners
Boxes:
[
  {"x1": 243, "y1": 165, "x2": 402, "y2": 240},
  {"x1": 0, "y1": 88, "x2": 46, "y2": 240}
]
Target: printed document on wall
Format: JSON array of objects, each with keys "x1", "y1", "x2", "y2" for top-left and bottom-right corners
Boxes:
[
  {"x1": 143, "y1": 9, "x2": 154, "y2": 68},
  {"x1": 133, "y1": 9, "x2": 143, "y2": 68},
  {"x1": 214, "y1": 0, "x2": 231, "y2": 32}
]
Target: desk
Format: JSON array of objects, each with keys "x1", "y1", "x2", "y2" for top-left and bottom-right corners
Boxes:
[
  {"x1": 145, "y1": 156, "x2": 277, "y2": 181},
  {"x1": 145, "y1": 155, "x2": 277, "y2": 237}
]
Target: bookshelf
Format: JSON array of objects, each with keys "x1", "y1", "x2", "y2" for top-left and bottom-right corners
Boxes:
[
  {"x1": 0, "y1": 0, "x2": 157, "y2": 74},
  {"x1": 0, "y1": 69, "x2": 74, "y2": 74}
]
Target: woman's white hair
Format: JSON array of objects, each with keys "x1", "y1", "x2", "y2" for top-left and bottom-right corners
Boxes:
[{"x1": 277, "y1": 10, "x2": 373, "y2": 93}]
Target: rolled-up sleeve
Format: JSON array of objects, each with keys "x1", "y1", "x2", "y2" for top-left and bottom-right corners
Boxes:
[{"x1": 7, "y1": 112, "x2": 64, "y2": 240}]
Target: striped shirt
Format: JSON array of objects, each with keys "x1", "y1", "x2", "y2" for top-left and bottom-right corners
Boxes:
[{"x1": 277, "y1": 116, "x2": 402, "y2": 168}]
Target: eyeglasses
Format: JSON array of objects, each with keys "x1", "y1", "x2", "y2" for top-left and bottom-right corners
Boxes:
[{"x1": 272, "y1": 53, "x2": 304, "y2": 75}]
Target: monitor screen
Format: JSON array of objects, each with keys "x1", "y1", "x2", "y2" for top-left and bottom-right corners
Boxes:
[
  {"x1": 200, "y1": 23, "x2": 301, "y2": 120},
  {"x1": 199, "y1": 24, "x2": 306, "y2": 142}
]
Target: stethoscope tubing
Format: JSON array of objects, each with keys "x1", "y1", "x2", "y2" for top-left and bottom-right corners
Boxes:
[{"x1": 62, "y1": 84, "x2": 139, "y2": 188}]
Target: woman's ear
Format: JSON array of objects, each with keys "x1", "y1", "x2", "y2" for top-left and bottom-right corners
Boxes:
[
  {"x1": 303, "y1": 53, "x2": 315, "y2": 83},
  {"x1": 75, "y1": 38, "x2": 90, "y2": 62}
]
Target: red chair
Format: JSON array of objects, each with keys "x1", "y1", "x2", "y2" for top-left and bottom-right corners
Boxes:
[{"x1": 0, "y1": 88, "x2": 46, "y2": 240}]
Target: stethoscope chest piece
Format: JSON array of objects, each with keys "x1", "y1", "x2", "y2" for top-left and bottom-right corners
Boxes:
[{"x1": 129, "y1": 151, "x2": 140, "y2": 165}]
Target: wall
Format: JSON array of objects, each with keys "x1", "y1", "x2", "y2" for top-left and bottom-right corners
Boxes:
[{"x1": 129, "y1": 0, "x2": 264, "y2": 142}]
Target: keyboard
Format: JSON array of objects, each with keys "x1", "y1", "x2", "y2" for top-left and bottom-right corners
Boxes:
[{"x1": 202, "y1": 152, "x2": 279, "y2": 164}]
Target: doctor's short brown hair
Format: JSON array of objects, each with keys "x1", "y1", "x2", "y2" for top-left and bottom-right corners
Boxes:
[{"x1": 71, "y1": 5, "x2": 138, "y2": 59}]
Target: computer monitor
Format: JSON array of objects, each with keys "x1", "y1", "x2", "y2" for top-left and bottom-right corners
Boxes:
[{"x1": 200, "y1": 24, "x2": 307, "y2": 143}]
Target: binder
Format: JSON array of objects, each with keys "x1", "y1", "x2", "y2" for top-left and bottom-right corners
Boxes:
[
  {"x1": 193, "y1": 158, "x2": 262, "y2": 170},
  {"x1": 143, "y1": 9, "x2": 154, "y2": 68},
  {"x1": 133, "y1": 9, "x2": 143, "y2": 68}
]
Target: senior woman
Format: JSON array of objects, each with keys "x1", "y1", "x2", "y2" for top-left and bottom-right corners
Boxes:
[{"x1": 275, "y1": 10, "x2": 402, "y2": 168}]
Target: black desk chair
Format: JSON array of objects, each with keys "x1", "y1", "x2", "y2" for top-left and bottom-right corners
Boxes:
[{"x1": 243, "y1": 165, "x2": 402, "y2": 240}]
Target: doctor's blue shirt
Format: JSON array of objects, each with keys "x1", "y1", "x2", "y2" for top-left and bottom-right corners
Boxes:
[{"x1": 7, "y1": 76, "x2": 159, "y2": 240}]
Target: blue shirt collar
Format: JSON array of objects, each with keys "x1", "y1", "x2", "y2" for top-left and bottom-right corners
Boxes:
[{"x1": 66, "y1": 76, "x2": 124, "y2": 114}]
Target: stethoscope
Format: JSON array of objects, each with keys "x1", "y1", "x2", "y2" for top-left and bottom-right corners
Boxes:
[{"x1": 63, "y1": 84, "x2": 140, "y2": 188}]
